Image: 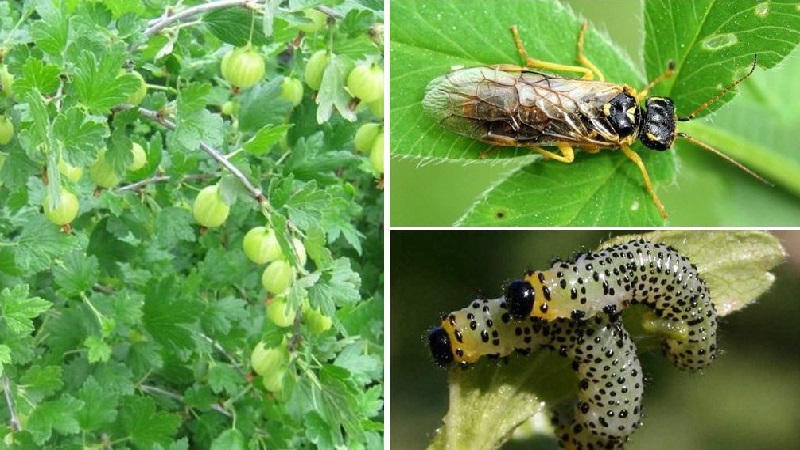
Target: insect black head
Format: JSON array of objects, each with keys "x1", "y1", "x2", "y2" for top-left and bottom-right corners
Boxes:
[
  {"x1": 504, "y1": 279, "x2": 535, "y2": 319},
  {"x1": 639, "y1": 97, "x2": 676, "y2": 151},
  {"x1": 605, "y1": 91, "x2": 640, "y2": 138},
  {"x1": 428, "y1": 327, "x2": 454, "y2": 367}
]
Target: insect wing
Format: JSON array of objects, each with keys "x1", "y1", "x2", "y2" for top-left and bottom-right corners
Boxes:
[{"x1": 423, "y1": 67, "x2": 628, "y2": 148}]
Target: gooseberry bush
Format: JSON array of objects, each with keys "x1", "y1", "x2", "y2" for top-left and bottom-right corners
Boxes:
[{"x1": 0, "y1": 1, "x2": 383, "y2": 449}]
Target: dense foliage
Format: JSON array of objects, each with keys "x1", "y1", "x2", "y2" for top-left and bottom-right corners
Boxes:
[{"x1": 0, "y1": 0, "x2": 384, "y2": 448}]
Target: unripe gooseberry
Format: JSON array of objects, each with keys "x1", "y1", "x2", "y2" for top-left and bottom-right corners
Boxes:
[
  {"x1": 89, "y1": 151, "x2": 119, "y2": 188},
  {"x1": 347, "y1": 64, "x2": 383, "y2": 103},
  {"x1": 367, "y1": 92, "x2": 384, "y2": 118},
  {"x1": 370, "y1": 131, "x2": 384, "y2": 173},
  {"x1": 304, "y1": 50, "x2": 329, "y2": 91},
  {"x1": 250, "y1": 341, "x2": 288, "y2": 376},
  {"x1": 262, "y1": 260, "x2": 295, "y2": 295},
  {"x1": 303, "y1": 305, "x2": 333, "y2": 334},
  {"x1": 266, "y1": 296, "x2": 297, "y2": 327},
  {"x1": 43, "y1": 189, "x2": 80, "y2": 225},
  {"x1": 292, "y1": 237, "x2": 307, "y2": 267},
  {"x1": 243, "y1": 226, "x2": 283, "y2": 265},
  {"x1": 126, "y1": 71, "x2": 147, "y2": 105},
  {"x1": 0, "y1": 65, "x2": 14, "y2": 98},
  {"x1": 354, "y1": 123, "x2": 380, "y2": 153},
  {"x1": 261, "y1": 367, "x2": 285, "y2": 393},
  {"x1": 0, "y1": 115, "x2": 14, "y2": 145},
  {"x1": 129, "y1": 142, "x2": 147, "y2": 171},
  {"x1": 221, "y1": 47, "x2": 266, "y2": 89},
  {"x1": 280, "y1": 77, "x2": 304, "y2": 106},
  {"x1": 296, "y1": 9, "x2": 327, "y2": 33},
  {"x1": 192, "y1": 184, "x2": 230, "y2": 228},
  {"x1": 59, "y1": 158, "x2": 83, "y2": 183},
  {"x1": 221, "y1": 100, "x2": 239, "y2": 116}
]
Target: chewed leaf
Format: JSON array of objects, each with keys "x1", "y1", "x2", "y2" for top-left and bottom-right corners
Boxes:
[
  {"x1": 427, "y1": 353, "x2": 559, "y2": 450},
  {"x1": 599, "y1": 231, "x2": 786, "y2": 316}
]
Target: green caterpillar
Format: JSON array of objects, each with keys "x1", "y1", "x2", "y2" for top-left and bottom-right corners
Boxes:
[{"x1": 505, "y1": 238, "x2": 717, "y2": 370}]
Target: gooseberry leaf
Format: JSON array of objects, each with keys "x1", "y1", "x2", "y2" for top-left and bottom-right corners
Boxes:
[
  {"x1": 203, "y1": 7, "x2": 269, "y2": 46},
  {"x1": 72, "y1": 49, "x2": 142, "y2": 113},
  {"x1": 0, "y1": 285, "x2": 52, "y2": 335},
  {"x1": 601, "y1": 230, "x2": 787, "y2": 316}
]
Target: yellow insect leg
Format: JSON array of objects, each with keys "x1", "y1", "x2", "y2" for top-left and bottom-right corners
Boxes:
[
  {"x1": 620, "y1": 145, "x2": 668, "y2": 219},
  {"x1": 510, "y1": 25, "x2": 595, "y2": 80},
  {"x1": 529, "y1": 143, "x2": 575, "y2": 163},
  {"x1": 576, "y1": 22, "x2": 605, "y2": 81}
]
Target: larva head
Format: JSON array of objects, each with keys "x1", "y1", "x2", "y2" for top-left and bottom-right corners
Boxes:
[
  {"x1": 428, "y1": 327, "x2": 454, "y2": 367},
  {"x1": 504, "y1": 280, "x2": 535, "y2": 319},
  {"x1": 429, "y1": 297, "x2": 526, "y2": 367}
]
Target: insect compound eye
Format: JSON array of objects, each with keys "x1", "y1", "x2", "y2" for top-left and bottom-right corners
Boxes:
[
  {"x1": 639, "y1": 97, "x2": 676, "y2": 151},
  {"x1": 504, "y1": 279, "x2": 535, "y2": 319},
  {"x1": 605, "y1": 92, "x2": 640, "y2": 138},
  {"x1": 428, "y1": 327, "x2": 455, "y2": 367}
]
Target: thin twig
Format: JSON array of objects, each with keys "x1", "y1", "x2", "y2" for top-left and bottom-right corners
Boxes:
[
  {"x1": 140, "y1": 384, "x2": 232, "y2": 417},
  {"x1": 145, "y1": 0, "x2": 260, "y2": 38},
  {"x1": 2, "y1": 374, "x2": 21, "y2": 431},
  {"x1": 117, "y1": 173, "x2": 215, "y2": 192},
  {"x1": 136, "y1": 107, "x2": 266, "y2": 204},
  {"x1": 202, "y1": 333, "x2": 244, "y2": 374},
  {"x1": 117, "y1": 174, "x2": 171, "y2": 192}
]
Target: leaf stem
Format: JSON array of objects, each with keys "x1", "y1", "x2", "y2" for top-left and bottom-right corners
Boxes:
[
  {"x1": 117, "y1": 173, "x2": 216, "y2": 192},
  {"x1": 202, "y1": 333, "x2": 244, "y2": 373},
  {"x1": 2, "y1": 373, "x2": 21, "y2": 431},
  {"x1": 135, "y1": 107, "x2": 267, "y2": 204},
  {"x1": 144, "y1": 0, "x2": 261, "y2": 38},
  {"x1": 678, "y1": 121, "x2": 800, "y2": 198},
  {"x1": 139, "y1": 384, "x2": 233, "y2": 417}
]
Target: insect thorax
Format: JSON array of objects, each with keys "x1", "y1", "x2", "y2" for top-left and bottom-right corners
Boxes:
[
  {"x1": 603, "y1": 89, "x2": 641, "y2": 141},
  {"x1": 602, "y1": 90, "x2": 678, "y2": 151}
]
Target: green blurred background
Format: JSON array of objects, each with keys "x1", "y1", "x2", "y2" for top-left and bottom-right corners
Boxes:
[
  {"x1": 389, "y1": 230, "x2": 800, "y2": 450},
  {"x1": 390, "y1": 0, "x2": 800, "y2": 226}
]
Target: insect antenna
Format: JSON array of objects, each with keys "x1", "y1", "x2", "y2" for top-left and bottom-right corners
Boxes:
[
  {"x1": 675, "y1": 132, "x2": 771, "y2": 185},
  {"x1": 678, "y1": 55, "x2": 758, "y2": 121},
  {"x1": 675, "y1": 55, "x2": 768, "y2": 185},
  {"x1": 636, "y1": 60, "x2": 676, "y2": 101}
]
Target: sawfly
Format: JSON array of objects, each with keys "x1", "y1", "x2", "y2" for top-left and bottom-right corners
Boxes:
[{"x1": 422, "y1": 23, "x2": 761, "y2": 219}]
